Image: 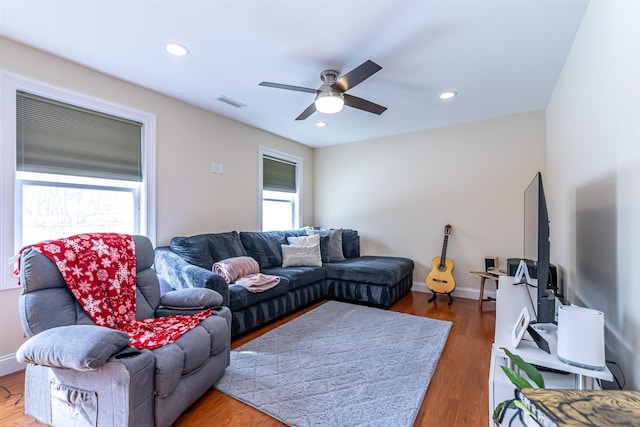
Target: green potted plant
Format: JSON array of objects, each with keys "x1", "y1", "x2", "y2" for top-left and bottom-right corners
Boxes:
[{"x1": 493, "y1": 347, "x2": 544, "y2": 426}]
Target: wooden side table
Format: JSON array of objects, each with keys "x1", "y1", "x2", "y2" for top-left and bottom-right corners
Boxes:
[
  {"x1": 517, "y1": 389, "x2": 640, "y2": 427},
  {"x1": 470, "y1": 270, "x2": 500, "y2": 309}
]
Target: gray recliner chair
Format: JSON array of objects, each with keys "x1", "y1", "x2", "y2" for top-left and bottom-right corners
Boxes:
[{"x1": 16, "y1": 235, "x2": 231, "y2": 427}]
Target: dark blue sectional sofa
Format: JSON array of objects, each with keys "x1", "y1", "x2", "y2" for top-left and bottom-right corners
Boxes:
[{"x1": 154, "y1": 229, "x2": 414, "y2": 337}]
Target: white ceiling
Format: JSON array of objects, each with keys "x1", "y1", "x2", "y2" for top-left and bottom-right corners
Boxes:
[{"x1": 0, "y1": 0, "x2": 588, "y2": 148}]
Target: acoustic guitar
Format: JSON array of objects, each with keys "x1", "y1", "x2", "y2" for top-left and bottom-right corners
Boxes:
[{"x1": 426, "y1": 224, "x2": 455, "y2": 304}]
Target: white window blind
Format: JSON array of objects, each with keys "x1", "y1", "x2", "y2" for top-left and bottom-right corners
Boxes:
[
  {"x1": 16, "y1": 90, "x2": 143, "y2": 181},
  {"x1": 263, "y1": 155, "x2": 296, "y2": 193}
]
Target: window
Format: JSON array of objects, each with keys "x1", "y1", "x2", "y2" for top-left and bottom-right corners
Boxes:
[
  {"x1": 1, "y1": 72, "x2": 156, "y2": 288},
  {"x1": 259, "y1": 147, "x2": 302, "y2": 231}
]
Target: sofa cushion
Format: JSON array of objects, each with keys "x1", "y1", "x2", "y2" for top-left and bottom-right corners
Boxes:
[
  {"x1": 262, "y1": 266, "x2": 326, "y2": 290},
  {"x1": 341, "y1": 229, "x2": 360, "y2": 259},
  {"x1": 228, "y1": 278, "x2": 290, "y2": 311},
  {"x1": 206, "y1": 231, "x2": 247, "y2": 263},
  {"x1": 197, "y1": 313, "x2": 231, "y2": 356},
  {"x1": 169, "y1": 232, "x2": 247, "y2": 270},
  {"x1": 240, "y1": 231, "x2": 288, "y2": 269},
  {"x1": 322, "y1": 256, "x2": 414, "y2": 286},
  {"x1": 171, "y1": 325, "x2": 212, "y2": 375},
  {"x1": 170, "y1": 235, "x2": 213, "y2": 270},
  {"x1": 152, "y1": 343, "x2": 184, "y2": 397}
]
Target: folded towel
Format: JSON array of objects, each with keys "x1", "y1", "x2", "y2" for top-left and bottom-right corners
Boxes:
[
  {"x1": 213, "y1": 256, "x2": 280, "y2": 293},
  {"x1": 213, "y1": 256, "x2": 260, "y2": 284}
]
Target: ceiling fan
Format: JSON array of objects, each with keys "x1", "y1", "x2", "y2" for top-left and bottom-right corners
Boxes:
[{"x1": 259, "y1": 60, "x2": 387, "y2": 121}]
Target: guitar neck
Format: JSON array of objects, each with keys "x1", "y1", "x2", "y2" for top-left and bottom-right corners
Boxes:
[{"x1": 439, "y1": 235, "x2": 449, "y2": 268}]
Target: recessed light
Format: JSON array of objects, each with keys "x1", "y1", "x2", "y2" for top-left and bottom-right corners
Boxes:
[
  {"x1": 439, "y1": 91, "x2": 457, "y2": 100},
  {"x1": 164, "y1": 42, "x2": 189, "y2": 57},
  {"x1": 315, "y1": 121, "x2": 327, "y2": 127}
]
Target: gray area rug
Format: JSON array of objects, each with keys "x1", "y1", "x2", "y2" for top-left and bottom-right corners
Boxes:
[{"x1": 214, "y1": 301, "x2": 452, "y2": 427}]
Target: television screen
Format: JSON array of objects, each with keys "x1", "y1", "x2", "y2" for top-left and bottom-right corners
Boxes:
[
  {"x1": 524, "y1": 172, "x2": 555, "y2": 324},
  {"x1": 524, "y1": 177, "x2": 539, "y2": 262}
]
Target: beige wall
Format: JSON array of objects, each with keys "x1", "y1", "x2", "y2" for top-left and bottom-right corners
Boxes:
[
  {"x1": 0, "y1": 37, "x2": 314, "y2": 363},
  {"x1": 314, "y1": 111, "x2": 547, "y2": 293},
  {"x1": 546, "y1": 0, "x2": 640, "y2": 389}
]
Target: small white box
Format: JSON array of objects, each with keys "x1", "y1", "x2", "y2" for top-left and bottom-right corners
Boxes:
[{"x1": 557, "y1": 305, "x2": 605, "y2": 370}]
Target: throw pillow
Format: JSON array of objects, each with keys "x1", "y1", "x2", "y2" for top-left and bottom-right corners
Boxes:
[
  {"x1": 322, "y1": 229, "x2": 345, "y2": 262},
  {"x1": 341, "y1": 229, "x2": 360, "y2": 258},
  {"x1": 307, "y1": 228, "x2": 346, "y2": 262},
  {"x1": 281, "y1": 244, "x2": 322, "y2": 267},
  {"x1": 287, "y1": 233, "x2": 320, "y2": 247},
  {"x1": 319, "y1": 235, "x2": 330, "y2": 263}
]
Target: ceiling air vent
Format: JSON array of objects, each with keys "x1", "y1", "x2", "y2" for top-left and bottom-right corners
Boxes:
[{"x1": 217, "y1": 95, "x2": 246, "y2": 108}]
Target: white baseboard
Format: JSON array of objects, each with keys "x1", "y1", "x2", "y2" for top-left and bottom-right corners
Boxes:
[
  {"x1": 411, "y1": 281, "x2": 496, "y2": 301},
  {"x1": 0, "y1": 353, "x2": 25, "y2": 377}
]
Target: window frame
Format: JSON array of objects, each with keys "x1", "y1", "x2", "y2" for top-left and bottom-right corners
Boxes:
[
  {"x1": 258, "y1": 146, "x2": 303, "y2": 231},
  {"x1": 1, "y1": 71, "x2": 156, "y2": 289}
]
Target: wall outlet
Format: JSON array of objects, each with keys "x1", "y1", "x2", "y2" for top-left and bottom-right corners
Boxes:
[{"x1": 211, "y1": 162, "x2": 225, "y2": 174}]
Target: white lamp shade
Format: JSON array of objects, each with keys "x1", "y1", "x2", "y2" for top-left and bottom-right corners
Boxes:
[{"x1": 315, "y1": 92, "x2": 344, "y2": 114}]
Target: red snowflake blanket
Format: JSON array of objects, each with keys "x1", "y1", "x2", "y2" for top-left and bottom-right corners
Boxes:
[{"x1": 17, "y1": 233, "x2": 211, "y2": 349}]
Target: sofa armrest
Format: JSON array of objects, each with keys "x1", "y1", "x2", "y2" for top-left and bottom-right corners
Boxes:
[
  {"x1": 155, "y1": 288, "x2": 224, "y2": 317},
  {"x1": 16, "y1": 325, "x2": 130, "y2": 371},
  {"x1": 154, "y1": 246, "x2": 230, "y2": 306},
  {"x1": 160, "y1": 288, "x2": 223, "y2": 308}
]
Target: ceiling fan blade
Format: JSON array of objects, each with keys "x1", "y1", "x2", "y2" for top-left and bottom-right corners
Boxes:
[
  {"x1": 332, "y1": 60, "x2": 382, "y2": 92},
  {"x1": 343, "y1": 94, "x2": 387, "y2": 115},
  {"x1": 295, "y1": 103, "x2": 316, "y2": 121},
  {"x1": 259, "y1": 81, "x2": 318, "y2": 94}
]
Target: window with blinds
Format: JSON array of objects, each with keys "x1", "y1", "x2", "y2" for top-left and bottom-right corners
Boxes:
[
  {"x1": 260, "y1": 150, "x2": 302, "y2": 231},
  {"x1": 16, "y1": 90, "x2": 143, "y2": 181},
  {"x1": 13, "y1": 90, "x2": 146, "y2": 247},
  {"x1": 263, "y1": 155, "x2": 297, "y2": 193}
]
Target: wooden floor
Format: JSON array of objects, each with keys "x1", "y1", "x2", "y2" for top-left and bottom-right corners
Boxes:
[{"x1": 0, "y1": 291, "x2": 495, "y2": 427}]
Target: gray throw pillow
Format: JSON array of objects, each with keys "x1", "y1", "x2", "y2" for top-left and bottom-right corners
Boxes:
[
  {"x1": 16, "y1": 325, "x2": 130, "y2": 371},
  {"x1": 323, "y1": 229, "x2": 345, "y2": 262}
]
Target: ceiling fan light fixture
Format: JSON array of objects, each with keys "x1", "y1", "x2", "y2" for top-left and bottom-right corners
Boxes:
[{"x1": 314, "y1": 90, "x2": 344, "y2": 114}]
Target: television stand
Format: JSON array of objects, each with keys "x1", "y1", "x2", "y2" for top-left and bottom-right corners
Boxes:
[{"x1": 488, "y1": 275, "x2": 613, "y2": 426}]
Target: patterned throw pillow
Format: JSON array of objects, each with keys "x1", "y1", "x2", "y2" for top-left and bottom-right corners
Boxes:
[
  {"x1": 287, "y1": 233, "x2": 320, "y2": 247},
  {"x1": 281, "y1": 244, "x2": 322, "y2": 267}
]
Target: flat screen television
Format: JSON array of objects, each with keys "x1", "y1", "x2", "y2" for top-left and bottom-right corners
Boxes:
[{"x1": 523, "y1": 172, "x2": 556, "y2": 324}]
